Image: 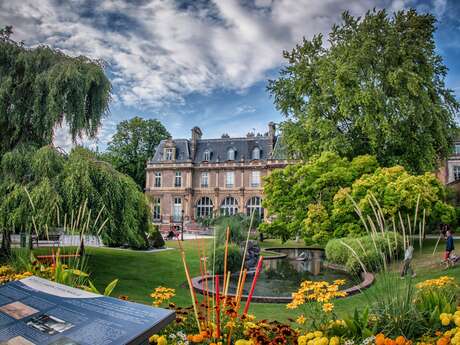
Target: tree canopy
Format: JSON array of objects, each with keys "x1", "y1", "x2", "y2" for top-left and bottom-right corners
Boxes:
[
  {"x1": 0, "y1": 26, "x2": 111, "y2": 154},
  {"x1": 0, "y1": 145, "x2": 151, "y2": 249},
  {"x1": 261, "y1": 152, "x2": 455, "y2": 244},
  {"x1": 261, "y1": 152, "x2": 379, "y2": 243},
  {"x1": 103, "y1": 117, "x2": 170, "y2": 188},
  {"x1": 268, "y1": 10, "x2": 458, "y2": 174}
]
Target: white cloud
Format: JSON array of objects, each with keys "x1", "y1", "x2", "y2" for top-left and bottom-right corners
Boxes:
[
  {"x1": 432, "y1": 0, "x2": 447, "y2": 17},
  {"x1": 236, "y1": 105, "x2": 257, "y2": 114},
  {"x1": 0, "y1": 0, "x2": 410, "y2": 110},
  {"x1": 53, "y1": 119, "x2": 117, "y2": 153}
]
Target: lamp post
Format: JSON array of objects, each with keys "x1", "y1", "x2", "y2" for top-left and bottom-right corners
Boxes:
[{"x1": 181, "y1": 209, "x2": 185, "y2": 241}]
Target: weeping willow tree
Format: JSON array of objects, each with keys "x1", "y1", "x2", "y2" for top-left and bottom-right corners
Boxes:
[
  {"x1": 0, "y1": 26, "x2": 111, "y2": 155},
  {"x1": 0, "y1": 25, "x2": 112, "y2": 257},
  {"x1": 0, "y1": 145, "x2": 62, "y2": 256},
  {"x1": 61, "y1": 147, "x2": 150, "y2": 249},
  {"x1": 0, "y1": 146, "x2": 150, "y2": 256}
]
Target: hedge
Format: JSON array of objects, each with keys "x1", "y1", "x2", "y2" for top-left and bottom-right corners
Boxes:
[{"x1": 325, "y1": 232, "x2": 404, "y2": 273}]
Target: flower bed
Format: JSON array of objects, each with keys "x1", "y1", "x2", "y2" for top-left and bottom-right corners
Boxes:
[{"x1": 146, "y1": 275, "x2": 459, "y2": 345}]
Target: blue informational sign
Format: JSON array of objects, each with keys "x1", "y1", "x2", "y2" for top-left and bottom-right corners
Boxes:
[{"x1": 0, "y1": 276, "x2": 175, "y2": 345}]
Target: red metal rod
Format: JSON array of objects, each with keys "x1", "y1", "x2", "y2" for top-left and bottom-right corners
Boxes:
[
  {"x1": 215, "y1": 274, "x2": 221, "y2": 339},
  {"x1": 243, "y1": 256, "x2": 264, "y2": 315}
]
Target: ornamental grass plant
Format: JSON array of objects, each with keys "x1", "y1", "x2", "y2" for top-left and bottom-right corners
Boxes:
[{"x1": 340, "y1": 193, "x2": 458, "y2": 339}]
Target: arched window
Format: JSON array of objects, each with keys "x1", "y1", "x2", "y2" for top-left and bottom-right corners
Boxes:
[
  {"x1": 196, "y1": 197, "x2": 214, "y2": 218},
  {"x1": 252, "y1": 147, "x2": 260, "y2": 160},
  {"x1": 227, "y1": 148, "x2": 235, "y2": 160},
  {"x1": 246, "y1": 196, "x2": 264, "y2": 219},
  {"x1": 220, "y1": 197, "x2": 239, "y2": 216},
  {"x1": 203, "y1": 150, "x2": 210, "y2": 161}
]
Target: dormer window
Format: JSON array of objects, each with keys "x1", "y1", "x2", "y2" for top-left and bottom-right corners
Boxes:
[
  {"x1": 227, "y1": 148, "x2": 235, "y2": 161},
  {"x1": 165, "y1": 148, "x2": 173, "y2": 160},
  {"x1": 252, "y1": 147, "x2": 260, "y2": 160},
  {"x1": 203, "y1": 150, "x2": 210, "y2": 161},
  {"x1": 455, "y1": 144, "x2": 460, "y2": 155}
]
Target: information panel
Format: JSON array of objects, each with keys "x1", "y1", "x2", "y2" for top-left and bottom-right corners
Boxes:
[{"x1": 0, "y1": 276, "x2": 175, "y2": 345}]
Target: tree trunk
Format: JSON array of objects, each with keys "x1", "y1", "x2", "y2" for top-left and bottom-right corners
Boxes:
[
  {"x1": 78, "y1": 234, "x2": 85, "y2": 257},
  {"x1": 1, "y1": 230, "x2": 11, "y2": 259}
]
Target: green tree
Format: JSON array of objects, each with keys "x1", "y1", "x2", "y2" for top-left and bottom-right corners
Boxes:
[
  {"x1": 332, "y1": 165, "x2": 456, "y2": 237},
  {"x1": 0, "y1": 26, "x2": 111, "y2": 154},
  {"x1": 104, "y1": 117, "x2": 170, "y2": 188},
  {"x1": 262, "y1": 153, "x2": 454, "y2": 244},
  {"x1": 260, "y1": 152, "x2": 379, "y2": 243},
  {"x1": 268, "y1": 10, "x2": 458, "y2": 174},
  {"x1": 0, "y1": 145, "x2": 151, "y2": 256}
]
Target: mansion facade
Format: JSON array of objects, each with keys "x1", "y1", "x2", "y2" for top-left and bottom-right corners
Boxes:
[
  {"x1": 437, "y1": 139, "x2": 460, "y2": 185},
  {"x1": 145, "y1": 123, "x2": 289, "y2": 232}
]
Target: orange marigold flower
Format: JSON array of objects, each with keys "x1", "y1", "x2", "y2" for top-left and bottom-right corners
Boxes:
[
  {"x1": 375, "y1": 334, "x2": 386, "y2": 345},
  {"x1": 395, "y1": 336, "x2": 406, "y2": 345},
  {"x1": 385, "y1": 338, "x2": 396, "y2": 345}
]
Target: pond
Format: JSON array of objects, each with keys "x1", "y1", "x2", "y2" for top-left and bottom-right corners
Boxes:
[{"x1": 193, "y1": 247, "x2": 365, "y2": 303}]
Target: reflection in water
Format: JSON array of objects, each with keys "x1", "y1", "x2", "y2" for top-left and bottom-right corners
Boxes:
[{"x1": 222, "y1": 248, "x2": 352, "y2": 298}]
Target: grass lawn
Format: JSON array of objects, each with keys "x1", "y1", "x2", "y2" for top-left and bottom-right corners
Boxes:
[{"x1": 28, "y1": 238, "x2": 460, "y2": 322}]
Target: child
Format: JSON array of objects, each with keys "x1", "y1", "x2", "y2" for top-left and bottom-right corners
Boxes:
[
  {"x1": 400, "y1": 244, "x2": 415, "y2": 278},
  {"x1": 444, "y1": 230, "x2": 455, "y2": 264}
]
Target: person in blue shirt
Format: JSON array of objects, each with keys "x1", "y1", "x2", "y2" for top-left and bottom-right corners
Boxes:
[{"x1": 444, "y1": 229, "x2": 455, "y2": 263}]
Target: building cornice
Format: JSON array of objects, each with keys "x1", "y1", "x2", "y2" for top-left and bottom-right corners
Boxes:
[{"x1": 146, "y1": 159, "x2": 294, "y2": 171}]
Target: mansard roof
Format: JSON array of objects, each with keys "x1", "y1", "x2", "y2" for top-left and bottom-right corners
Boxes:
[{"x1": 150, "y1": 134, "x2": 286, "y2": 164}]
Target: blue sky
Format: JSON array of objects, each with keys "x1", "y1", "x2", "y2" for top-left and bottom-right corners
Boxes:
[{"x1": 1, "y1": 0, "x2": 459, "y2": 150}]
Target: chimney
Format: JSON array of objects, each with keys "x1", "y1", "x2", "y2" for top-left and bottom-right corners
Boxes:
[
  {"x1": 268, "y1": 122, "x2": 276, "y2": 152},
  {"x1": 191, "y1": 126, "x2": 202, "y2": 159}
]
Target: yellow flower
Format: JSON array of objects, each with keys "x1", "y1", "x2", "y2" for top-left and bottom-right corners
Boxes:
[
  {"x1": 157, "y1": 335, "x2": 167, "y2": 345},
  {"x1": 235, "y1": 340, "x2": 253, "y2": 345},
  {"x1": 298, "y1": 335, "x2": 308, "y2": 345},
  {"x1": 296, "y1": 314, "x2": 306, "y2": 325},
  {"x1": 150, "y1": 286, "x2": 175, "y2": 307},
  {"x1": 441, "y1": 317, "x2": 451, "y2": 326},
  {"x1": 330, "y1": 336, "x2": 340, "y2": 345},
  {"x1": 416, "y1": 276, "x2": 455, "y2": 289},
  {"x1": 149, "y1": 334, "x2": 159, "y2": 343},
  {"x1": 322, "y1": 303, "x2": 334, "y2": 313},
  {"x1": 314, "y1": 331, "x2": 323, "y2": 338}
]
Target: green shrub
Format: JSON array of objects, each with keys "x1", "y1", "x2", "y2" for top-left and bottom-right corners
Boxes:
[
  {"x1": 325, "y1": 232, "x2": 404, "y2": 273},
  {"x1": 147, "y1": 225, "x2": 165, "y2": 249},
  {"x1": 213, "y1": 215, "x2": 250, "y2": 246},
  {"x1": 213, "y1": 243, "x2": 242, "y2": 275}
]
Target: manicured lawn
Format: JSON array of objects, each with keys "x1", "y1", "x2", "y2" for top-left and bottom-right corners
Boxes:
[{"x1": 29, "y1": 237, "x2": 460, "y2": 321}]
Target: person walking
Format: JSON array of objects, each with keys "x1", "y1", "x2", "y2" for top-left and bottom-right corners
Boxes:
[
  {"x1": 444, "y1": 229, "x2": 455, "y2": 265},
  {"x1": 400, "y1": 244, "x2": 416, "y2": 278}
]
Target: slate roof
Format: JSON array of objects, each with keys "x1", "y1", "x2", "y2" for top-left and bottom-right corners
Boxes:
[
  {"x1": 151, "y1": 139, "x2": 190, "y2": 162},
  {"x1": 150, "y1": 135, "x2": 286, "y2": 163}
]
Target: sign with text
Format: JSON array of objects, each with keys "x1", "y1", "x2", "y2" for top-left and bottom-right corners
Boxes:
[{"x1": 0, "y1": 276, "x2": 174, "y2": 345}]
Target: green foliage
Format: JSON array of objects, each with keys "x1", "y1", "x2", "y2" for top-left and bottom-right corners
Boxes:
[
  {"x1": 341, "y1": 307, "x2": 376, "y2": 340},
  {"x1": 415, "y1": 279, "x2": 459, "y2": 330},
  {"x1": 61, "y1": 147, "x2": 150, "y2": 249},
  {"x1": 262, "y1": 152, "x2": 454, "y2": 244},
  {"x1": 147, "y1": 225, "x2": 165, "y2": 249},
  {"x1": 102, "y1": 117, "x2": 170, "y2": 188},
  {"x1": 268, "y1": 10, "x2": 458, "y2": 174},
  {"x1": 261, "y1": 152, "x2": 379, "y2": 244},
  {"x1": 332, "y1": 166, "x2": 456, "y2": 236},
  {"x1": 367, "y1": 274, "x2": 424, "y2": 338},
  {"x1": 213, "y1": 244, "x2": 242, "y2": 275},
  {"x1": 325, "y1": 232, "x2": 404, "y2": 273},
  {"x1": 0, "y1": 26, "x2": 111, "y2": 154},
  {"x1": 84, "y1": 279, "x2": 119, "y2": 296},
  {"x1": 0, "y1": 145, "x2": 151, "y2": 249},
  {"x1": 213, "y1": 215, "x2": 251, "y2": 246}
]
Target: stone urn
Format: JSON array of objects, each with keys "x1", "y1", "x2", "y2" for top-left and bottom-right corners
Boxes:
[{"x1": 243, "y1": 240, "x2": 260, "y2": 270}]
